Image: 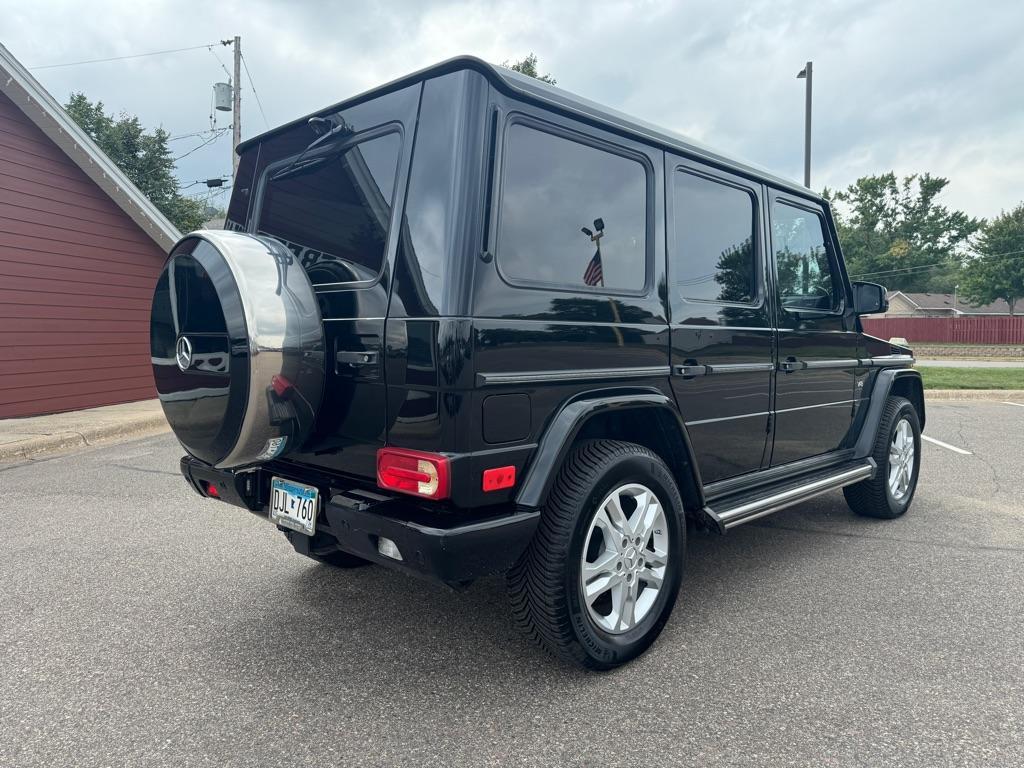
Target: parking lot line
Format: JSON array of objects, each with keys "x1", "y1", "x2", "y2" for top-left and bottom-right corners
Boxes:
[
  {"x1": 1001, "y1": 401, "x2": 1024, "y2": 408},
  {"x1": 921, "y1": 434, "x2": 973, "y2": 455}
]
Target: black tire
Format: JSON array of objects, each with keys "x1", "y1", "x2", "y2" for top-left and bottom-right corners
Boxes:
[
  {"x1": 508, "y1": 440, "x2": 685, "y2": 670},
  {"x1": 844, "y1": 395, "x2": 921, "y2": 519}
]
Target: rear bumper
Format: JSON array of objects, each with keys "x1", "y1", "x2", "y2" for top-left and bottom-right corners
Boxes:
[{"x1": 179, "y1": 456, "x2": 539, "y2": 586}]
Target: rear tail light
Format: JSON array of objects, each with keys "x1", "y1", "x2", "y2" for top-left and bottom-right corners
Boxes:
[{"x1": 377, "y1": 448, "x2": 450, "y2": 500}]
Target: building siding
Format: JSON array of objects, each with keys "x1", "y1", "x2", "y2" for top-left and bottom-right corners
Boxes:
[{"x1": 0, "y1": 89, "x2": 166, "y2": 418}]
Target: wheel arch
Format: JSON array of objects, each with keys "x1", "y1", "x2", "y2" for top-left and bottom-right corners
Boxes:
[
  {"x1": 515, "y1": 389, "x2": 705, "y2": 514},
  {"x1": 853, "y1": 367, "x2": 925, "y2": 459},
  {"x1": 890, "y1": 373, "x2": 926, "y2": 430}
]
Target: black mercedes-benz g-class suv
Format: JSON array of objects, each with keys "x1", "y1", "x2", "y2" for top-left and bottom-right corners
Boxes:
[{"x1": 151, "y1": 57, "x2": 923, "y2": 669}]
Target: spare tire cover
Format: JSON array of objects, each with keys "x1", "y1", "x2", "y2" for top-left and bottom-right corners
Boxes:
[{"x1": 150, "y1": 231, "x2": 325, "y2": 468}]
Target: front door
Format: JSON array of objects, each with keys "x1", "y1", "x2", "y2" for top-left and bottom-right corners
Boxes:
[
  {"x1": 667, "y1": 156, "x2": 772, "y2": 484},
  {"x1": 768, "y1": 192, "x2": 859, "y2": 466}
]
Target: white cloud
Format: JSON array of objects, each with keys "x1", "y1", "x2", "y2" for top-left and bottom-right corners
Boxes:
[{"x1": 4, "y1": 0, "x2": 1021, "y2": 217}]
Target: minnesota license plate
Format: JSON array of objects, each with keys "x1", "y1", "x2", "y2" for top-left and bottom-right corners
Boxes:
[{"x1": 269, "y1": 477, "x2": 319, "y2": 536}]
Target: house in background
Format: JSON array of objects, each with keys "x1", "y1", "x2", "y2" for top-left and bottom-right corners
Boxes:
[
  {"x1": 884, "y1": 291, "x2": 1013, "y2": 317},
  {"x1": 0, "y1": 43, "x2": 179, "y2": 419}
]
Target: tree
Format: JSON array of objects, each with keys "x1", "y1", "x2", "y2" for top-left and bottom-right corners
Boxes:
[
  {"x1": 826, "y1": 173, "x2": 981, "y2": 292},
  {"x1": 503, "y1": 53, "x2": 556, "y2": 84},
  {"x1": 714, "y1": 237, "x2": 756, "y2": 303},
  {"x1": 64, "y1": 93, "x2": 205, "y2": 233},
  {"x1": 960, "y1": 203, "x2": 1024, "y2": 315}
]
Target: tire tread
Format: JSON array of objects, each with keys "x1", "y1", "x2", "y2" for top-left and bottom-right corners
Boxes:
[
  {"x1": 844, "y1": 395, "x2": 918, "y2": 519},
  {"x1": 507, "y1": 440, "x2": 668, "y2": 669}
]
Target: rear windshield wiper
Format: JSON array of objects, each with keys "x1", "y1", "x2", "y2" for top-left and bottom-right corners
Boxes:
[{"x1": 270, "y1": 116, "x2": 350, "y2": 181}]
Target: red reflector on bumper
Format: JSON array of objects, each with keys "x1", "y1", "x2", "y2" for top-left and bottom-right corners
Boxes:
[{"x1": 482, "y1": 465, "x2": 516, "y2": 492}]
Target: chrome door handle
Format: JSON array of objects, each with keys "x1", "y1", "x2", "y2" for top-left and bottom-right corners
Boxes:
[
  {"x1": 676, "y1": 364, "x2": 708, "y2": 379},
  {"x1": 336, "y1": 350, "x2": 379, "y2": 366},
  {"x1": 778, "y1": 358, "x2": 805, "y2": 373}
]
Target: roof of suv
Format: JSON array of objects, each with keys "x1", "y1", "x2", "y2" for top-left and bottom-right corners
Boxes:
[{"x1": 238, "y1": 55, "x2": 817, "y2": 200}]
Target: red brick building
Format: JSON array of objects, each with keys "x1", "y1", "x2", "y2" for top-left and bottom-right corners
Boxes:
[{"x1": 0, "y1": 43, "x2": 179, "y2": 418}]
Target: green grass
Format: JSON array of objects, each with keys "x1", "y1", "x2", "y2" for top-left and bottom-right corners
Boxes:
[{"x1": 917, "y1": 366, "x2": 1024, "y2": 390}]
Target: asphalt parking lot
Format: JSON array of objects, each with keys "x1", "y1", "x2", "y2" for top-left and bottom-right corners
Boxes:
[{"x1": 1, "y1": 400, "x2": 1022, "y2": 767}]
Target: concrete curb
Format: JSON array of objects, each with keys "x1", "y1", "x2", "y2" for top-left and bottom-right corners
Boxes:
[
  {"x1": 925, "y1": 389, "x2": 1024, "y2": 401},
  {"x1": 0, "y1": 400, "x2": 170, "y2": 462}
]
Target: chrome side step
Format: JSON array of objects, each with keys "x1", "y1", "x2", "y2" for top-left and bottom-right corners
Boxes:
[{"x1": 703, "y1": 460, "x2": 875, "y2": 533}]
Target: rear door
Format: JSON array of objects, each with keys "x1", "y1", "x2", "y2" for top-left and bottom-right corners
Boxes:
[
  {"x1": 244, "y1": 85, "x2": 419, "y2": 479},
  {"x1": 666, "y1": 156, "x2": 772, "y2": 483},
  {"x1": 768, "y1": 192, "x2": 859, "y2": 466}
]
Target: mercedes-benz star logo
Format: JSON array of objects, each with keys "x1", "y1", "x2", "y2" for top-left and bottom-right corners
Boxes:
[{"x1": 175, "y1": 336, "x2": 194, "y2": 372}]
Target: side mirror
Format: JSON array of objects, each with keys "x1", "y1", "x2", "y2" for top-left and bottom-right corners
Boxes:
[{"x1": 852, "y1": 281, "x2": 888, "y2": 315}]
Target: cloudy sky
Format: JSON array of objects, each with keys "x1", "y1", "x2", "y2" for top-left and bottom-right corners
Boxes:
[{"x1": 5, "y1": 0, "x2": 1022, "y2": 218}]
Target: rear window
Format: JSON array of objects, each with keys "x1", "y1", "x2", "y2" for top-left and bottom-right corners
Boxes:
[
  {"x1": 496, "y1": 123, "x2": 648, "y2": 292},
  {"x1": 673, "y1": 170, "x2": 757, "y2": 304},
  {"x1": 257, "y1": 132, "x2": 401, "y2": 286}
]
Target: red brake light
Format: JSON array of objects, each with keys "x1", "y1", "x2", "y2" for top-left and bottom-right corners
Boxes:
[
  {"x1": 201, "y1": 480, "x2": 220, "y2": 498},
  {"x1": 377, "y1": 448, "x2": 450, "y2": 500},
  {"x1": 482, "y1": 465, "x2": 516, "y2": 492}
]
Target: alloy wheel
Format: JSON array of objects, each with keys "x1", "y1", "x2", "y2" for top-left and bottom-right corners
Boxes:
[
  {"x1": 580, "y1": 483, "x2": 669, "y2": 634},
  {"x1": 888, "y1": 417, "x2": 915, "y2": 502}
]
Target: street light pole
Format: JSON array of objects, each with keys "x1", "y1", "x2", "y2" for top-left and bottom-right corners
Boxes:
[{"x1": 797, "y1": 61, "x2": 812, "y2": 188}]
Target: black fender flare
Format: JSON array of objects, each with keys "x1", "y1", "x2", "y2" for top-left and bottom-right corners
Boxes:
[
  {"x1": 514, "y1": 390, "x2": 705, "y2": 511},
  {"x1": 853, "y1": 367, "x2": 925, "y2": 459}
]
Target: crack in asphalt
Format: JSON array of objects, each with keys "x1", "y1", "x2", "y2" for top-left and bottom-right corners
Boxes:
[
  {"x1": 926, "y1": 403, "x2": 1006, "y2": 497},
  {"x1": 111, "y1": 464, "x2": 180, "y2": 477},
  {"x1": 951, "y1": 405, "x2": 1005, "y2": 497}
]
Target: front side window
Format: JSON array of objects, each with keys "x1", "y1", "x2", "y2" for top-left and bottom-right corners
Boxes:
[
  {"x1": 673, "y1": 171, "x2": 757, "y2": 304},
  {"x1": 497, "y1": 123, "x2": 647, "y2": 292},
  {"x1": 258, "y1": 132, "x2": 401, "y2": 285},
  {"x1": 772, "y1": 201, "x2": 840, "y2": 312}
]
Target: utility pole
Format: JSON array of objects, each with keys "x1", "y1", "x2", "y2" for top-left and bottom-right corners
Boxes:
[
  {"x1": 796, "y1": 61, "x2": 812, "y2": 188},
  {"x1": 232, "y1": 35, "x2": 241, "y2": 179},
  {"x1": 221, "y1": 36, "x2": 242, "y2": 179}
]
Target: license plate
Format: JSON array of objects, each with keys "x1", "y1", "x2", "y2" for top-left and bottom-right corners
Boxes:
[{"x1": 269, "y1": 477, "x2": 319, "y2": 536}]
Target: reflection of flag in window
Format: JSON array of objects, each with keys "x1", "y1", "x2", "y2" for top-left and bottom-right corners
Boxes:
[{"x1": 583, "y1": 248, "x2": 604, "y2": 286}]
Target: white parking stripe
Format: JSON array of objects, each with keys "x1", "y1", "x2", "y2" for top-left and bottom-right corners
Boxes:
[
  {"x1": 921, "y1": 434, "x2": 973, "y2": 455},
  {"x1": 1001, "y1": 401, "x2": 1024, "y2": 408}
]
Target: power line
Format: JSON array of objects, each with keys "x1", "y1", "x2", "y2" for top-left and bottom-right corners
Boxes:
[
  {"x1": 240, "y1": 52, "x2": 270, "y2": 130},
  {"x1": 206, "y1": 45, "x2": 233, "y2": 81},
  {"x1": 186, "y1": 183, "x2": 232, "y2": 198},
  {"x1": 29, "y1": 43, "x2": 219, "y2": 70},
  {"x1": 173, "y1": 129, "x2": 229, "y2": 162},
  {"x1": 169, "y1": 128, "x2": 227, "y2": 142},
  {"x1": 850, "y1": 248, "x2": 1024, "y2": 280}
]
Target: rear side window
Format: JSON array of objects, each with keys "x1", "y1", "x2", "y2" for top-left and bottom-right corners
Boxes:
[
  {"x1": 257, "y1": 132, "x2": 401, "y2": 285},
  {"x1": 496, "y1": 123, "x2": 647, "y2": 292},
  {"x1": 673, "y1": 171, "x2": 757, "y2": 304},
  {"x1": 771, "y1": 201, "x2": 840, "y2": 312}
]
